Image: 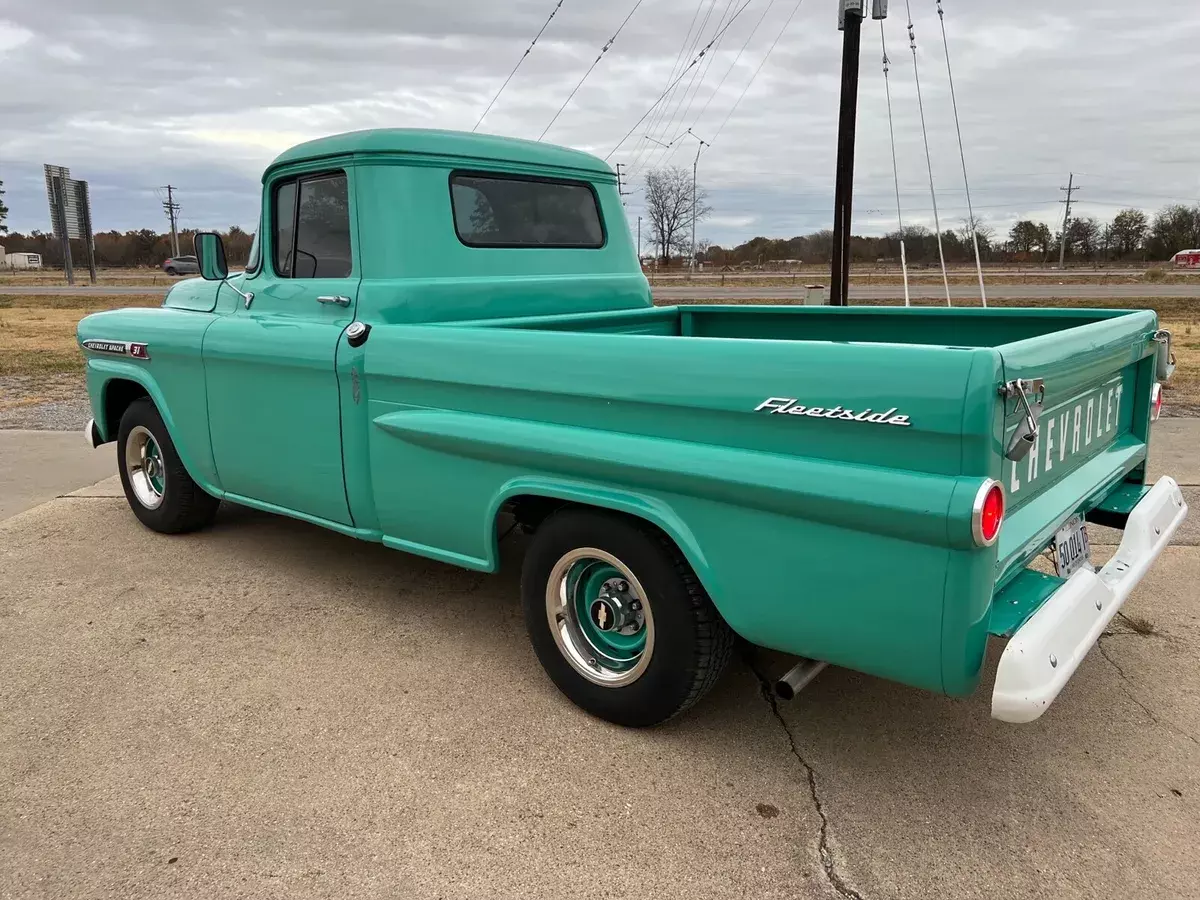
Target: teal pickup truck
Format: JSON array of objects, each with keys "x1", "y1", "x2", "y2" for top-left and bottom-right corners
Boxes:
[{"x1": 78, "y1": 129, "x2": 1188, "y2": 727}]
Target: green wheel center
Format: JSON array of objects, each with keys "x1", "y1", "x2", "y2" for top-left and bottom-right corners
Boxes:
[
  {"x1": 570, "y1": 562, "x2": 646, "y2": 665},
  {"x1": 145, "y1": 440, "x2": 164, "y2": 493}
]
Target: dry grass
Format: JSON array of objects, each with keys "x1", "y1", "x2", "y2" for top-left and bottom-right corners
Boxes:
[
  {"x1": 1162, "y1": 319, "x2": 1199, "y2": 414},
  {"x1": 0, "y1": 294, "x2": 161, "y2": 377}
]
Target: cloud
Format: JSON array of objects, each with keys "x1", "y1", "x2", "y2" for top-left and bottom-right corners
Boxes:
[{"x1": 1, "y1": 1, "x2": 1196, "y2": 247}]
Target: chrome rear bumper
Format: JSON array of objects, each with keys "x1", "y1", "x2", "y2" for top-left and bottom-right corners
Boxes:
[{"x1": 992, "y1": 476, "x2": 1188, "y2": 723}]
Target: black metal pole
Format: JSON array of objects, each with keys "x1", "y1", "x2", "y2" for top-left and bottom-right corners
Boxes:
[
  {"x1": 51, "y1": 176, "x2": 75, "y2": 286},
  {"x1": 830, "y1": 9, "x2": 863, "y2": 306}
]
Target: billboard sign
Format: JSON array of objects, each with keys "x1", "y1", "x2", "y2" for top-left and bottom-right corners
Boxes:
[{"x1": 44, "y1": 164, "x2": 85, "y2": 239}]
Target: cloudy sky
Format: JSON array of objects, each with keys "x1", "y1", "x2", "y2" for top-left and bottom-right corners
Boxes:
[{"x1": 1, "y1": 0, "x2": 1197, "y2": 247}]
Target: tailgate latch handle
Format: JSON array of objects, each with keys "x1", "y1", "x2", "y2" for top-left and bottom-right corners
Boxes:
[
  {"x1": 1000, "y1": 378, "x2": 1045, "y2": 463},
  {"x1": 1154, "y1": 330, "x2": 1176, "y2": 382}
]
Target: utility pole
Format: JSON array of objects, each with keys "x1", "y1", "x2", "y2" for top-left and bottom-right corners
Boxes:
[
  {"x1": 163, "y1": 185, "x2": 181, "y2": 257},
  {"x1": 679, "y1": 129, "x2": 709, "y2": 275},
  {"x1": 831, "y1": 1, "x2": 890, "y2": 306},
  {"x1": 637, "y1": 215, "x2": 642, "y2": 262},
  {"x1": 1058, "y1": 173, "x2": 1080, "y2": 269},
  {"x1": 616, "y1": 163, "x2": 633, "y2": 205}
]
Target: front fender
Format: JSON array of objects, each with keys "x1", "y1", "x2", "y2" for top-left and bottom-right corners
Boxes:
[{"x1": 86, "y1": 358, "x2": 223, "y2": 497}]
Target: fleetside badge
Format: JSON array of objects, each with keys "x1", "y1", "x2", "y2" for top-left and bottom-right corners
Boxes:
[{"x1": 755, "y1": 397, "x2": 912, "y2": 427}]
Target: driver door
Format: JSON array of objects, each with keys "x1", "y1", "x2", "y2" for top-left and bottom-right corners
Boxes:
[{"x1": 203, "y1": 169, "x2": 358, "y2": 525}]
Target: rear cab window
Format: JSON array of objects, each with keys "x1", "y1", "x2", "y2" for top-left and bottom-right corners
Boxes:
[
  {"x1": 449, "y1": 172, "x2": 605, "y2": 249},
  {"x1": 272, "y1": 172, "x2": 352, "y2": 278}
]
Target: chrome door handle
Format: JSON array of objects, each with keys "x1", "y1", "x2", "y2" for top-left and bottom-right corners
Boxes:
[{"x1": 317, "y1": 295, "x2": 351, "y2": 307}]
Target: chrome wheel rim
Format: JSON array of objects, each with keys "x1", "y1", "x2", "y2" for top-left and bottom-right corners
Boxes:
[
  {"x1": 125, "y1": 425, "x2": 166, "y2": 509},
  {"x1": 545, "y1": 548, "x2": 654, "y2": 687}
]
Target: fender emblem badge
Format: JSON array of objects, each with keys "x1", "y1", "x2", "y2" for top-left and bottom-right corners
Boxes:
[{"x1": 81, "y1": 340, "x2": 150, "y2": 360}]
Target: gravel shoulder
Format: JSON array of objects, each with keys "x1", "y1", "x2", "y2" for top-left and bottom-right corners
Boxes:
[{"x1": 0, "y1": 374, "x2": 93, "y2": 431}]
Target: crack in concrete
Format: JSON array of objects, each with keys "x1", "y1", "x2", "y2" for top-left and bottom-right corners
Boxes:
[
  {"x1": 1096, "y1": 635, "x2": 1200, "y2": 747},
  {"x1": 746, "y1": 655, "x2": 865, "y2": 900}
]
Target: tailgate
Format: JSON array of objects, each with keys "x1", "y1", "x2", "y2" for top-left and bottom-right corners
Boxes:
[{"x1": 994, "y1": 310, "x2": 1159, "y2": 589}]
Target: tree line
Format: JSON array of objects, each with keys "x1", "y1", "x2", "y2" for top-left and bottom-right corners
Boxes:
[
  {"x1": 702, "y1": 203, "x2": 1200, "y2": 268},
  {"x1": 1, "y1": 226, "x2": 255, "y2": 268}
]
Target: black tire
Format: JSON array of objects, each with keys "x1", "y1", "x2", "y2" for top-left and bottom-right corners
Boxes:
[
  {"x1": 521, "y1": 508, "x2": 734, "y2": 727},
  {"x1": 165, "y1": 267, "x2": 178, "y2": 276},
  {"x1": 117, "y1": 398, "x2": 219, "y2": 534}
]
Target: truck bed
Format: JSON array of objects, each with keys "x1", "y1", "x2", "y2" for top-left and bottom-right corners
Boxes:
[
  {"x1": 360, "y1": 303, "x2": 1160, "y2": 698},
  {"x1": 476, "y1": 303, "x2": 1142, "y2": 347}
]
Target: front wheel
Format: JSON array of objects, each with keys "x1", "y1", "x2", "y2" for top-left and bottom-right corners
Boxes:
[
  {"x1": 521, "y1": 509, "x2": 734, "y2": 727},
  {"x1": 117, "y1": 398, "x2": 219, "y2": 534}
]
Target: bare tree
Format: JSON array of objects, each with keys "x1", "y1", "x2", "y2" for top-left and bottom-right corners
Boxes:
[
  {"x1": 644, "y1": 166, "x2": 712, "y2": 264},
  {"x1": 958, "y1": 217, "x2": 995, "y2": 256}
]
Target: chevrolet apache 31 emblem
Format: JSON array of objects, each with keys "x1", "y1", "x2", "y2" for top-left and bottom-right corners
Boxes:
[
  {"x1": 755, "y1": 397, "x2": 913, "y2": 427},
  {"x1": 81, "y1": 339, "x2": 150, "y2": 360}
]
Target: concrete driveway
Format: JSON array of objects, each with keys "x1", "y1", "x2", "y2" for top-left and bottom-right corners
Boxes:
[
  {"x1": 0, "y1": 430, "x2": 115, "y2": 520},
  {"x1": 1, "y1": 425, "x2": 1197, "y2": 899}
]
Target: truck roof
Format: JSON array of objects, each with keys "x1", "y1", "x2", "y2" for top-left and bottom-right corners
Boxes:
[{"x1": 268, "y1": 128, "x2": 615, "y2": 178}]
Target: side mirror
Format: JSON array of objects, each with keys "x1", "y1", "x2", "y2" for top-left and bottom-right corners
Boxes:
[{"x1": 195, "y1": 232, "x2": 228, "y2": 281}]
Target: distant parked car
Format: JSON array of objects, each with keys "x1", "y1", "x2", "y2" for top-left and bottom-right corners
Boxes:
[{"x1": 163, "y1": 255, "x2": 199, "y2": 276}]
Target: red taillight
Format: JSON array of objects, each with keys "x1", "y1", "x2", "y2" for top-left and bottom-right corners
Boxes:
[
  {"x1": 1151, "y1": 383, "x2": 1164, "y2": 422},
  {"x1": 973, "y1": 480, "x2": 1005, "y2": 547}
]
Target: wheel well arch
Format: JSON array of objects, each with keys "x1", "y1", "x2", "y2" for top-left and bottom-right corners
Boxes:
[
  {"x1": 102, "y1": 378, "x2": 150, "y2": 436},
  {"x1": 492, "y1": 483, "x2": 714, "y2": 598}
]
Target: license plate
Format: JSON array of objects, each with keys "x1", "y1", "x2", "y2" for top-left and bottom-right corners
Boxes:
[{"x1": 1053, "y1": 515, "x2": 1093, "y2": 578}]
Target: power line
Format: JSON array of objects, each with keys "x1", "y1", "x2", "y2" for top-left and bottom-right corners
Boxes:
[
  {"x1": 640, "y1": 0, "x2": 732, "y2": 172},
  {"x1": 881, "y1": 19, "x2": 909, "y2": 305},
  {"x1": 648, "y1": 0, "x2": 746, "y2": 172},
  {"x1": 903, "y1": 0, "x2": 951, "y2": 306},
  {"x1": 629, "y1": 0, "x2": 712, "y2": 171},
  {"x1": 709, "y1": 0, "x2": 805, "y2": 144},
  {"x1": 936, "y1": 0, "x2": 986, "y2": 307},
  {"x1": 473, "y1": 0, "x2": 566, "y2": 132},
  {"x1": 605, "y1": 0, "x2": 756, "y2": 161},
  {"x1": 674, "y1": 0, "x2": 778, "y2": 151},
  {"x1": 539, "y1": 0, "x2": 646, "y2": 141}
]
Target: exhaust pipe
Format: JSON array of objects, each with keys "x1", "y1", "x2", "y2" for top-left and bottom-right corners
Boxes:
[{"x1": 775, "y1": 659, "x2": 828, "y2": 701}]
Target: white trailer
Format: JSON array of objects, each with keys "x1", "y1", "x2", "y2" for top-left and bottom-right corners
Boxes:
[{"x1": 5, "y1": 252, "x2": 43, "y2": 269}]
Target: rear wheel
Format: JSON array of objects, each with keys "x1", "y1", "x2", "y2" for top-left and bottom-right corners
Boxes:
[
  {"x1": 521, "y1": 509, "x2": 734, "y2": 727},
  {"x1": 117, "y1": 398, "x2": 219, "y2": 534},
  {"x1": 165, "y1": 267, "x2": 178, "y2": 276}
]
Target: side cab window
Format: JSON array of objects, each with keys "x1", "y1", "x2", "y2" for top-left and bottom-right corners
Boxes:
[
  {"x1": 271, "y1": 172, "x2": 352, "y2": 278},
  {"x1": 245, "y1": 218, "x2": 262, "y2": 275}
]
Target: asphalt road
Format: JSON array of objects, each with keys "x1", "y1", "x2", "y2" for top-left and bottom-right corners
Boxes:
[
  {"x1": 1, "y1": 424, "x2": 1198, "y2": 899},
  {"x1": 5, "y1": 283, "x2": 1200, "y2": 300}
]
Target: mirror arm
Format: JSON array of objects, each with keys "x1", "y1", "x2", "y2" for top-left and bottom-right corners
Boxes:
[{"x1": 224, "y1": 279, "x2": 255, "y2": 309}]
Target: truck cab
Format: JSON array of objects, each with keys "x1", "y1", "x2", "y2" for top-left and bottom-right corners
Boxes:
[{"x1": 78, "y1": 128, "x2": 1188, "y2": 728}]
